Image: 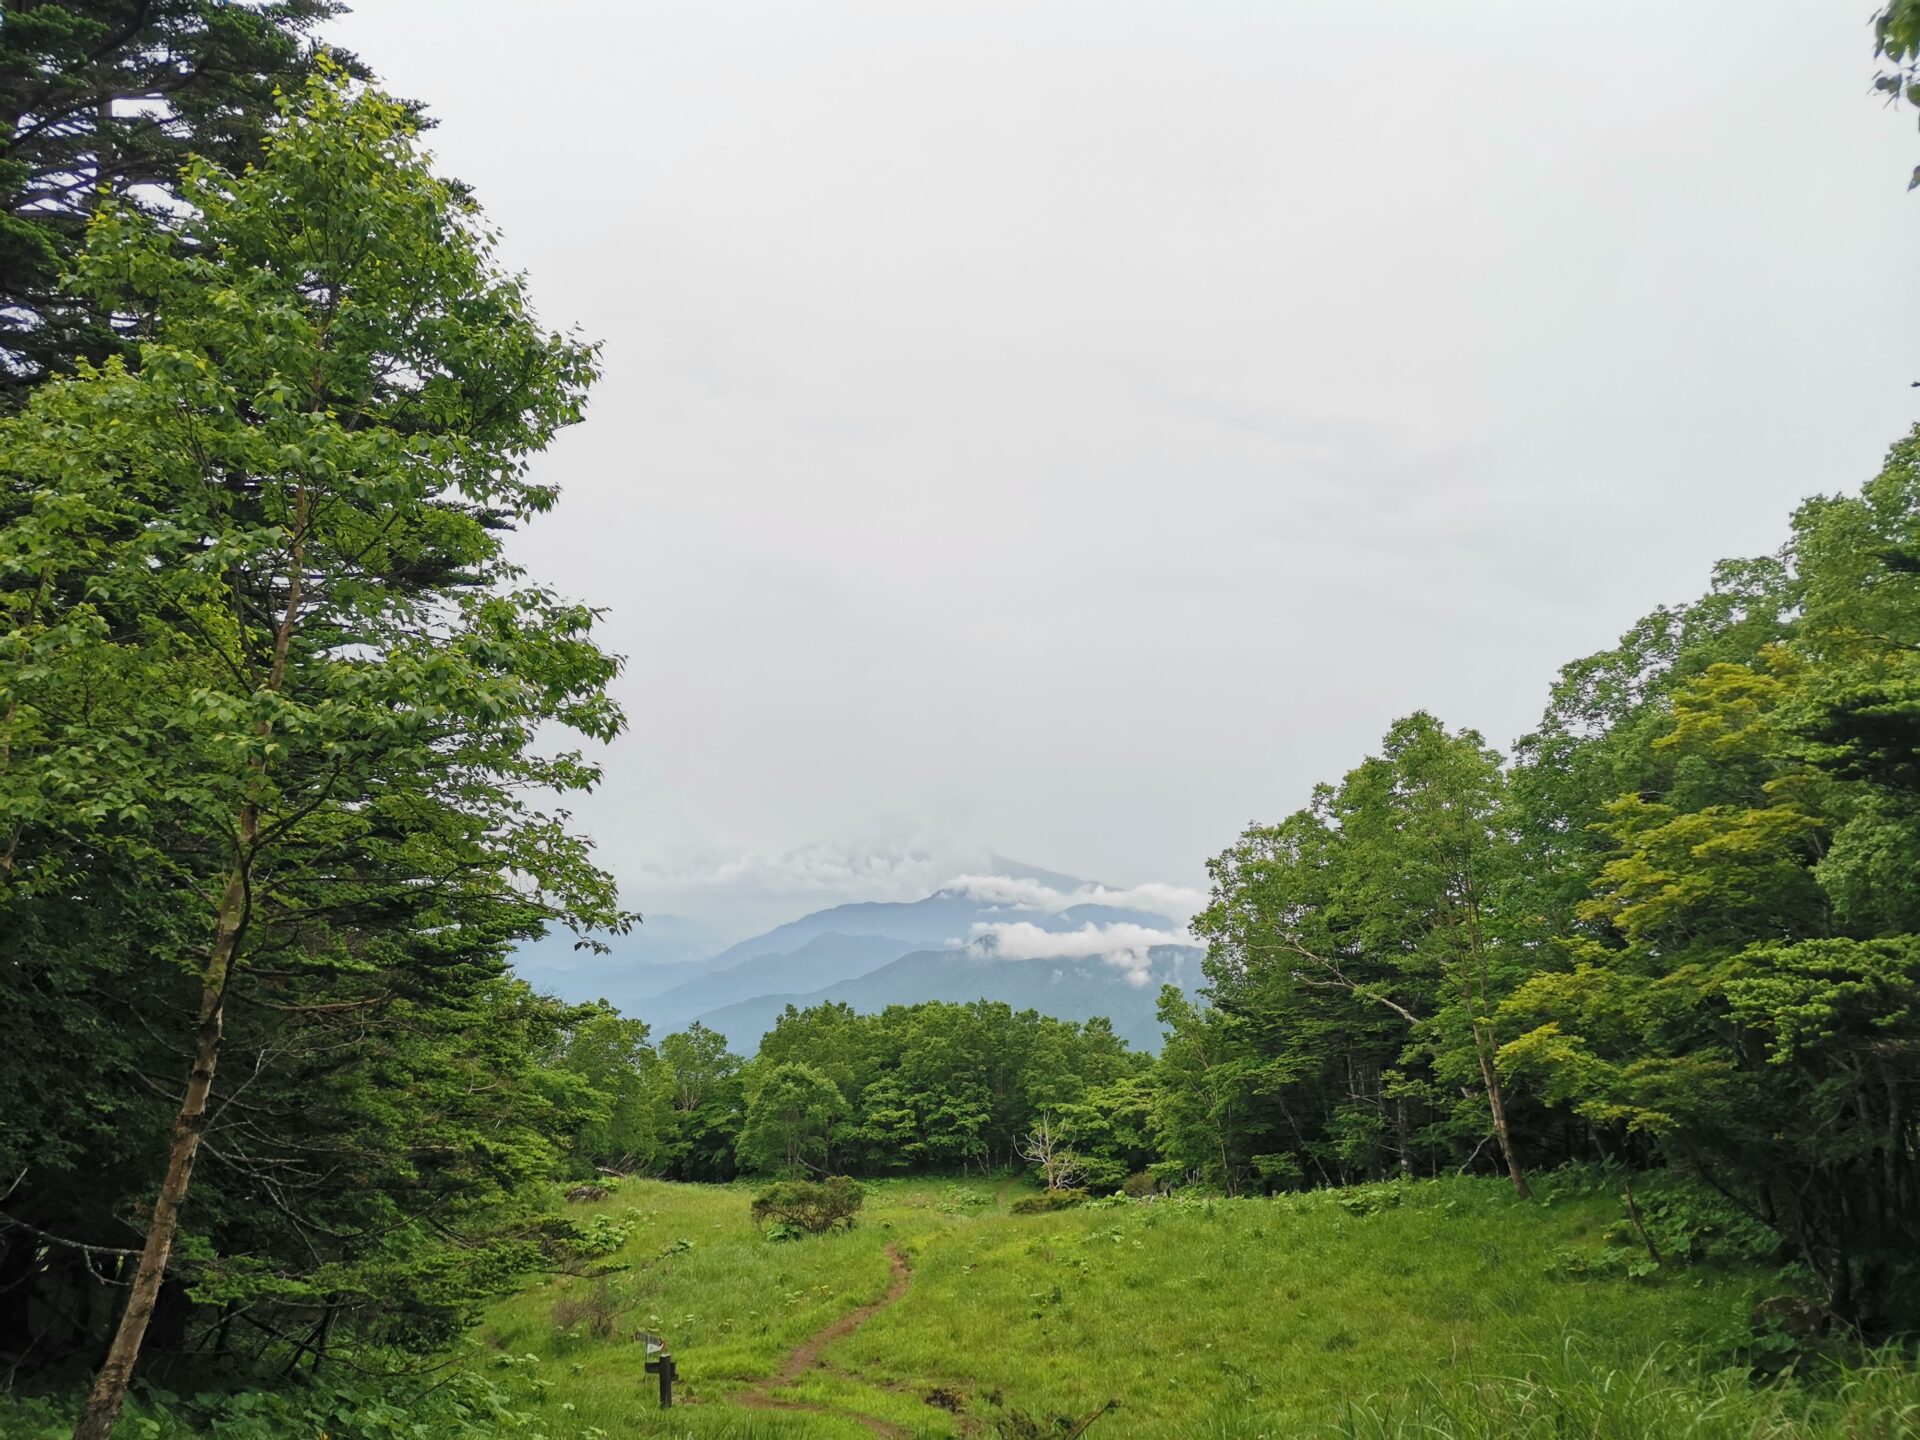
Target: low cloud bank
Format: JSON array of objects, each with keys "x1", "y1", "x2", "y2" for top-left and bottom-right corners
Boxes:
[
  {"x1": 941, "y1": 874, "x2": 1206, "y2": 923},
  {"x1": 963, "y1": 920, "x2": 1199, "y2": 988},
  {"x1": 624, "y1": 836, "x2": 1208, "y2": 940},
  {"x1": 640, "y1": 838, "x2": 976, "y2": 899}
]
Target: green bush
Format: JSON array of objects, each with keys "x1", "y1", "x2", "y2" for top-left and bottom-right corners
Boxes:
[
  {"x1": 556, "y1": 1210, "x2": 636, "y2": 1261},
  {"x1": 1010, "y1": 1187, "x2": 1088, "y2": 1214},
  {"x1": 1073, "y1": 1155, "x2": 1130, "y2": 1194},
  {"x1": 1121, "y1": 1171, "x2": 1161, "y2": 1198},
  {"x1": 750, "y1": 1176, "x2": 864, "y2": 1235}
]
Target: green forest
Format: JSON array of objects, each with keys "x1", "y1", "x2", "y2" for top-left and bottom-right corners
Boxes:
[{"x1": 2, "y1": 4, "x2": 1919, "y2": 1438}]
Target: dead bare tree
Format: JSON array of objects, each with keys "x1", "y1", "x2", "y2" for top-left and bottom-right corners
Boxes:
[{"x1": 1019, "y1": 1114, "x2": 1084, "y2": 1191}]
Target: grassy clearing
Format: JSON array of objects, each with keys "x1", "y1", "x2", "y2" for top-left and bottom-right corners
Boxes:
[{"x1": 462, "y1": 1170, "x2": 1917, "y2": 1438}]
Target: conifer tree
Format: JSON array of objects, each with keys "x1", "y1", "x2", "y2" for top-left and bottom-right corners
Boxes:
[{"x1": 1, "y1": 0, "x2": 360, "y2": 399}]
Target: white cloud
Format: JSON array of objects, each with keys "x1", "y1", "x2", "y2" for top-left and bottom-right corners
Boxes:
[
  {"x1": 620, "y1": 834, "x2": 993, "y2": 936},
  {"x1": 625, "y1": 837, "x2": 1207, "y2": 939},
  {"x1": 962, "y1": 920, "x2": 1199, "y2": 988},
  {"x1": 636, "y1": 835, "x2": 986, "y2": 897},
  {"x1": 941, "y1": 874, "x2": 1206, "y2": 923}
]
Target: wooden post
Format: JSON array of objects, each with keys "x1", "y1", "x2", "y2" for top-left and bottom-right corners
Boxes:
[
  {"x1": 640, "y1": 1331, "x2": 674, "y2": 1408},
  {"x1": 645, "y1": 1351, "x2": 675, "y2": 1407}
]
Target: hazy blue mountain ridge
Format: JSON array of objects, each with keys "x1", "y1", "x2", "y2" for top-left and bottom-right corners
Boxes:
[
  {"x1": 635, "y1": 932, "x2": 914, "y2": 1033},
  {"x1": 697, "y1": 893, "x2": 1163, "y2": 971},
  {"x1": 509, "y1": 863, "x2": 1201, "y2": 1050}
]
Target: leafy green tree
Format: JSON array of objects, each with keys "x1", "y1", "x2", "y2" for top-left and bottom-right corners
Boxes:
[
  {"x1": 1192, "y1": 716, "x2": 1536, "y2": 1194},
  {"x1": 1504, "y1": 553, "x2": 1797, "y2": 949},
  {"x1": 847, "y1": 1076, "x2": 922, "y2": 1173},
  {"x1": 553, "y1": 1007, "x2": 673, "y2": 1176},
  {"x1": 1150, "y1": 987, "x2": 1259, "y2": 1193},
  {"x1": 1057, "y1": 1074, "x2": 1159, "y2": 1192},
  {"x1": 1195, "y1": 804, "x2": 1401, "y2": 1186},
  {"x1": 1875, "y1": 1, "x2": 1920, "y2": 186},
  {"x1": 656, "y1": 1022, "x2": 745, "y2": 1179},
  {"x1": 0, "y1": 71, "x2": 623, "y2": 1438},
  {"x1": 885, "y1": 1003, "x2": 997, "y2": 1170},
  {"x1": 660, "y1": 1022, "x2": 743, "y2": 1114},
  {"x1": 1333, "y1": 715, "x2": 1533, "y2": 1196},
  {"x1": 1503, "y1": 435, "x2": 1920, "y2": 1325},
  {"x1": 1503, "y1": 652, "x2": 1845, "y2": 1300},
  {"x1": 756, "y1": 1001, "x2": 871, "y2": 1101},
  {"x1": 737, "y1": 1063, "x2": 847, "y2": 1178}
]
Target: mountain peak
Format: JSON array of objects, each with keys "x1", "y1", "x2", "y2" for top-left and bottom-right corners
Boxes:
[{"x1": 983, "y1": 856, "x2": 1100, "y2": 892}]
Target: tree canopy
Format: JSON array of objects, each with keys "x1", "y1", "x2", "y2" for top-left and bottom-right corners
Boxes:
[{"x1": 1, "y1": 67, "x2": 627, "y2": 1435}]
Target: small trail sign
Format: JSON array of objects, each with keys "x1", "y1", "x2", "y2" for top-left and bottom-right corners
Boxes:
[{"x1": 635, "y1": 1331, "x2": 676, "y2": 1407}]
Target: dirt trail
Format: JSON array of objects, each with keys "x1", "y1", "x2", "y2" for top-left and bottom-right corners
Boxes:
[{"x1": 737, "y1": 1243, "x2": 913, "y2": 1437}]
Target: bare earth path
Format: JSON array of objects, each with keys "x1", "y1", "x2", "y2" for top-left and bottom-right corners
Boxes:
[{"x1": 737, "y1": 1243, "x2": 914, "y2": 1437}]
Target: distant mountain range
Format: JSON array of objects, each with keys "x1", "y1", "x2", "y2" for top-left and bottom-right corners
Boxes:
[
  {"x1": 511, "y1": 912, "x2": 728, "y2": 1008},
  {"x1": 511, "y1": 860, "x2": 1204, "y2": 1052}
]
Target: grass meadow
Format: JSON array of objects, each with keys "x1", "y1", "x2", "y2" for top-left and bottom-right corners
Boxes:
[{"x1": 470, "y1": 1170, "x2": 1918, "y2": 1438}]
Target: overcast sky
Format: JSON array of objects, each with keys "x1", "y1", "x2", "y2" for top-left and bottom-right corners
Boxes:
[{"x1": 332, "y1": 1, "x2": 1917, "y2": 939}]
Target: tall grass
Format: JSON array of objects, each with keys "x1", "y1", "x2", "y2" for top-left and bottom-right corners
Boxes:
[
  {"x1": 469, "y1": 1170, "x2": 1818, "y2": 1435},
  {"x1": 1308, "y1": 1338, "x2": 1920, "y2": 1440}
]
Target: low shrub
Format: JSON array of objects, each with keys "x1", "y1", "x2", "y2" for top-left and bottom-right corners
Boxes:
[
  {"x1": 936, "y1": 1183, "x2": 991, "y2": 1215},
  {"x1": 1011, "y1": 1187, "x2": 1088, "y2": 1215},
  {"x1": 750, "y1": 1176, "x2": 864, "y2": 1236},
  {"x1": 555, "y1": 1210, "x2": 634, "y2": 1261},
  {"x1": 552, "y1": 1281, "x2": 619, "y2": 1339},
  {"x1": 1121, "y1": 1171, "x2": 1161, "y2": 1198}
]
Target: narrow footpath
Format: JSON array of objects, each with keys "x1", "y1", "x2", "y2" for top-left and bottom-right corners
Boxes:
[{"x1": 737, "y1": 1244, "x2": 914, "y2": 1437}]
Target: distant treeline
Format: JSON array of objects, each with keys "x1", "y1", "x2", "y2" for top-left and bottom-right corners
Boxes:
[{"x1": 552, "y1": 1002, "x2": 1145, "y2": 1184}]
